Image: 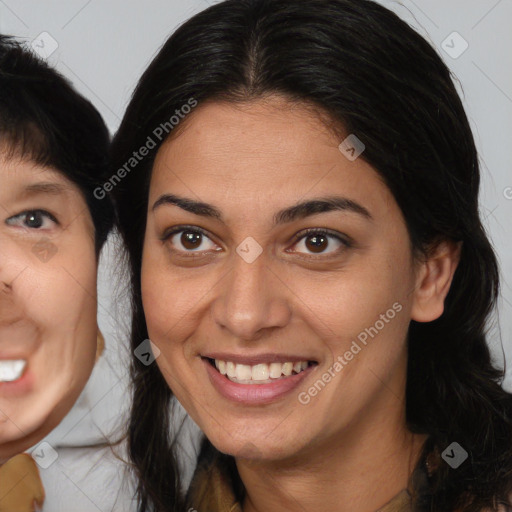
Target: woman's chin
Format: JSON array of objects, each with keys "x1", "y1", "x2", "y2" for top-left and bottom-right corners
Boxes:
[{"x1": 206, "y1": 430, "x2": 308, "y2": 464}]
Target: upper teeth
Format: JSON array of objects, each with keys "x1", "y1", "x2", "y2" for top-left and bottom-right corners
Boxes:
[
  {"x1": 0, "y1": 360, "x2": 26, "y2": 382},
  {"x1": 214, "y1": 360, "x2": 309, "y2": 383}
]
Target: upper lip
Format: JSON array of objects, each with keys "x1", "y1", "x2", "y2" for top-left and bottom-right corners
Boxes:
[
  {"x1": 0, "y1": 321, "x2": 39, "y2": 358},
  {"x1": 0, "y1": 352, "x2": 30, "y2": 360},
  {"x1": 202, "y1": 352, "x2": 318, "y2": 366}
]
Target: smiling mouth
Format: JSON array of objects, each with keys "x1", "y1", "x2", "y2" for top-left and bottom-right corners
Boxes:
[
  {"x1": 206, "y1": 358, "x2": 317, "y2": 384},
  {"x1": 0, "y1": 360, "x2": 27, "y2": 383}
]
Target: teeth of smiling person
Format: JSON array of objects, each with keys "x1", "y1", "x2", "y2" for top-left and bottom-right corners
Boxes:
[
  {"x1": 269, "y1": 362, "x2": 282, "y2": 379},
  {"x1": 235, "y1": 364, "x2": 252, "y2": 381},
  {"x1": 252, "y1": 364, "x2": 269, "y2": 381},
  {"x1": 0, "y1": 360, "x2": 26, "y2": 382},
  {"x1": 282, "y1": 362, "x2": 293, "y2": 376},
  {"x1": 226, "y1": 361, "x2": 236, "y2": 378},
  {"x1": 214, "y1": 360, "x2": 309, "y2": 383},
  {"x1": 218, "y1": 360, "x2": 227, "y2": 375}
]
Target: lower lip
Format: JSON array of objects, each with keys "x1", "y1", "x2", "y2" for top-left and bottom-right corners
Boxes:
[
  {"x1": 203, "y1": 359, "x2": 315, "y2": 405},
  {"x1": 0, "y1": 366, "x2": 33, "y2": 396}
]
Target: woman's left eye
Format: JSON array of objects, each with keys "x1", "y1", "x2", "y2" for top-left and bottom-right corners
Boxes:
[
  {"x1": 162, "y1": 227, "x2": 219, "y2": 254},
  {"x1": 6, "y1": 210, "x2": 58, "y2": 230},
  {"x1": 289, "y1": 229, "x2": 350, "y2": 256}
]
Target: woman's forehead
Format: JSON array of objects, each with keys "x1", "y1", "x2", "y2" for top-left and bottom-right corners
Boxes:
[{"x1": 148, "y1": 100, "x2": 395, "y2": 223}]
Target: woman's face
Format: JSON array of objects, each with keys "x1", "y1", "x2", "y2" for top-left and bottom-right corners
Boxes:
[
  {"x1": 142, "y1": 97, "x2": 427, "y2": 461},
  {"x1": 0, "y1": 153, "x2": 97, "y2": 460}
]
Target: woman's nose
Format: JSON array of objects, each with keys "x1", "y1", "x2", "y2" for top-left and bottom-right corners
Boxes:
[{"x1": 210, "y1": 253, "x2": 292, "y2": 341}]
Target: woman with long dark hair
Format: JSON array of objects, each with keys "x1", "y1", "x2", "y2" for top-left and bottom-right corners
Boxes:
[{"x1": 112, "y1": 1, "x2": 512, "y2": 510}]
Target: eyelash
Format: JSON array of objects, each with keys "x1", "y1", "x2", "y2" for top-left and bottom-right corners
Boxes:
[
  {"x1": 5, "y1": 209, "x2": 59, "y2": 230},
  {"x1": 160, "y1": 225, "x2": 351, "y2": 258}
]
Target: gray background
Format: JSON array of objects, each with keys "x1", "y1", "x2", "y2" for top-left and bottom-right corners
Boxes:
[{"x1": 1, "y1": 0, "x2": 511, "y2": 446}]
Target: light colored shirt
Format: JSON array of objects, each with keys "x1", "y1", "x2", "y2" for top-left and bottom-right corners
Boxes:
[{"x1": 29, "y1": 353, "x2": 138, "y2": 512}]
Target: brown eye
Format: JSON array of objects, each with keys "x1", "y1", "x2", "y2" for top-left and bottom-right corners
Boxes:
[
  {"x1": 291, "y1": 229, "x2": 349, "y2": 256},
  {"x1": 181, "y1": 230, "x2": 202, "y2": 250},
  {"x1": 163, "y1": 226, "x2": 219, "y2": 254},
  {"x1": 6, "y1": 210, "x2": 58, "y2": 230},
  {"x1": 304, "y1": 233, "x2": 328, "y2": 253}
]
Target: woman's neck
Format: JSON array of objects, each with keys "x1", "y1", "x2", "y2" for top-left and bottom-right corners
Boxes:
[{"x1": 237, "y1": 401, "x2": 428, "y2": 512}]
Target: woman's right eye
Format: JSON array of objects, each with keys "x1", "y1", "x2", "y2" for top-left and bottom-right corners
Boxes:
[
  {"x1": 6, "y1": 210, "x2": 59, "y2": 230},
  {"x1": 162, "y1": 227, "x2": 220, "y2": 254}
]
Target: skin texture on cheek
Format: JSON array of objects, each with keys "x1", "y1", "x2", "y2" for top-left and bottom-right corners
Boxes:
[{"x1": 0, "y1": 248, "x2": 98, "y2": 460}]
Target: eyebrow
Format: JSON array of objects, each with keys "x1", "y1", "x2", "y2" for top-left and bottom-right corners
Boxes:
[
  {"x1": 21, "y1": 182, "x2": 69, "y2": 196},
  {"x1": 152, "y1": 193, "x2": 373, "y2": 225}
]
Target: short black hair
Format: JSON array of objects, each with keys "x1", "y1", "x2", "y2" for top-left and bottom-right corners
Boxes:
[{"x1": 0, "y1": 34, "x2": 114, "y2": 254}]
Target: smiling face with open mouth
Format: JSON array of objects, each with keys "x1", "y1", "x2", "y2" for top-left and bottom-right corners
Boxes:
[
  {"x1": 141, "y1": 96, "x2": 459, "y2": 466},
  {"x1": 0, "y1": 153, "x2": 98, "y2": 461}
]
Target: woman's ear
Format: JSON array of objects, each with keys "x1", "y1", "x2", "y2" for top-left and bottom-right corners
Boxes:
[{"x1": 411, "y1": 240, "x2": 463, "y2": 323}]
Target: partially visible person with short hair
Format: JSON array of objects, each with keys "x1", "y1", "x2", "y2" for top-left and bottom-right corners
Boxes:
[{"x1": 0, "y1": 35, "x2": 134, "y2": 511}]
